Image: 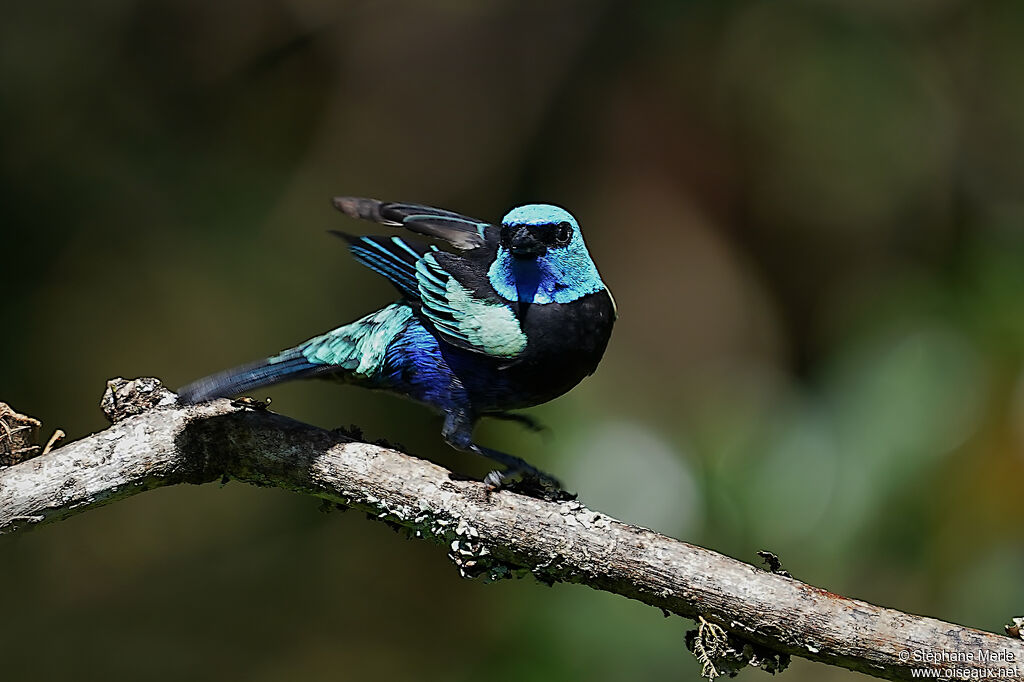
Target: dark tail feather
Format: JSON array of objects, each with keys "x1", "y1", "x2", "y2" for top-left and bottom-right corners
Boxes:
[{"x1": 177, "y1": 350, "x2": 321, "y2": 404}]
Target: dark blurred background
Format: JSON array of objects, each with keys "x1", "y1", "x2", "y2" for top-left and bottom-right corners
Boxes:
[{"x1": 3, "y1": 1, "x2": 1024, "y2": 680}]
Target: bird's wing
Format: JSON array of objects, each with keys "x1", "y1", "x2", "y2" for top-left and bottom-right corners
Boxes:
[
  {"x1": 332, "y1": 231, "x2": 432, "y2": 300},
  {"x1": 415, "y1": 250, "x2": 527, "y2": 359},
  {"x1": 333, "y1": 233, "x2": 525, "y2": 359},
  {"x1": 333, "y1": 196, "x2": 494, "y2": 250}
]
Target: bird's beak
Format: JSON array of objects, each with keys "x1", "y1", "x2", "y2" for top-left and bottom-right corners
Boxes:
[{"x1": 508, "y1": 226, "x2": 547, "y2": 260}]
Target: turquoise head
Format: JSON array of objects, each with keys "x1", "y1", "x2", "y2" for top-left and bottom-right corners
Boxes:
[{"x1": 487, "y1": 204, "x2": 607, "y2": 305}]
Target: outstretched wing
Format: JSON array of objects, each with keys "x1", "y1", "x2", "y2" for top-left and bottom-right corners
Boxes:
[
  {"x1": 332, "y1": 233, "x2": 526, "y2": 359},
  {"x1": 415, "y1": 250, "x2": 527, "y2": 359},
  {"x1": 333, "y1": 196, "x2": 495, "y2": 250},
  {"x1": 332, "y1": 231, "x2": 434, "y2": 299}
]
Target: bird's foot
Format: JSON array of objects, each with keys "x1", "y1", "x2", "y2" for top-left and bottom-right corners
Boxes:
[
  {"x1": 482, "y1": 466, "x2": 570, "y2": 501},
  {"x1": 483, "y1": 470, "x2": 507, "y2": 489},
  {"x1": 442, "y1": 411, "x2": 569, "y2": 500}
]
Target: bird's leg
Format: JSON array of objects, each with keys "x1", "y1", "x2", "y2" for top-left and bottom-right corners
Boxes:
[
  {"x1": 441, "y1": 411, "x2": 561, "y2": 490},
  {"x1": 488, "y1": 411, "x2": 548, "y2": 433}
]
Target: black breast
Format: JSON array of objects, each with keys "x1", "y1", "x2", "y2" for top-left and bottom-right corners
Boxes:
[{"x1": 459, "y1": 290, "x2": 616, "y2": 411}]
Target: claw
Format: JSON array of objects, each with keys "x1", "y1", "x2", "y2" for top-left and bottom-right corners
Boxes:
[
  {"x1": 443, "y1": 409, "x2": 564, "y2": 498},
  {"x1": 484, "y1": 470, "x2": 506, "y2": 489},
  {"x1": 482, "y1": 466, "x2": 563, "y2": 498}
]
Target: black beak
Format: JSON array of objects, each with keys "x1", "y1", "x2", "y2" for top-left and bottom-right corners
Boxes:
[{"x1": 507, "y1": 226, "x2": 547, "y2": 260}]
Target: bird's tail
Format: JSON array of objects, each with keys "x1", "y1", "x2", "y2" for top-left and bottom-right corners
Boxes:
[
  {"x1": 176, "y1": 349, "x2": 322, "y2": 404},
  {"x1": 178, "y1": 303, "x2": 416, "y2": 405}
]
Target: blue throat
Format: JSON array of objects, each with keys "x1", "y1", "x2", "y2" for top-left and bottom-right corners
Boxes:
[{"x1": 488, "y1": 249, "x2": 606, "y2": 305}]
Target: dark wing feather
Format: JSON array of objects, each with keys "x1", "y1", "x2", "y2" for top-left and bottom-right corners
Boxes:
[
  {"x1": 332, "y1": 196, "x2": 494, "y2": 250},
  {"x1": 331, "y1": 231, "x2": 435, "y2": 300}
]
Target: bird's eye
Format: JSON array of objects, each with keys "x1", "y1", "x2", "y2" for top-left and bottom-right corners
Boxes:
[
  {"x1": 554, "y1": 221, "x2": 572, "y2": 245},
  {"x1": 499, "y1": 225, "x2": 512, "y2": 247}
]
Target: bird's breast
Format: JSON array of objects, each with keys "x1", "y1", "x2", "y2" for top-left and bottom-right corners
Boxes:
[{"x1": 485, "y1": 289, "x2": 615, "y2": 409}]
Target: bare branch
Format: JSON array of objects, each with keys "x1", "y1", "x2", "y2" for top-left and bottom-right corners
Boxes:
[{"x1": 1, "y1": 378, "x2": 1021, "y2": 681}]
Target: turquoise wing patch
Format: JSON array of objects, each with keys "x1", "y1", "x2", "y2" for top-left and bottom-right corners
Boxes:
[
  {"x1": 415, "y1": 253, "x2": 527, "y2": 358},
  {"x1": 300, "y1": 303, "x2": 413, "y2": 379}
]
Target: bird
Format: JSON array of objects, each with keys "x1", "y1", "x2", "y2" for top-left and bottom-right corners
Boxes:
[{"x1": 178, "y1": 197, "x2": 616, "y2": 488}]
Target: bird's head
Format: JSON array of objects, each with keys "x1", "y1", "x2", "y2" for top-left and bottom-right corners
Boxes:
[
  {"x1": 498, "y1": 204, "x2": 581, "y2": 260},
  {"x1": 489, "y1": 204, "x2": 607, "y2": 305}
]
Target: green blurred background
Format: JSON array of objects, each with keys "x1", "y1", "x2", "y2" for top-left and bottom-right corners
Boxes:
[{"x1": 3, "y1": 1, "x2": 1024, "y2": 679}]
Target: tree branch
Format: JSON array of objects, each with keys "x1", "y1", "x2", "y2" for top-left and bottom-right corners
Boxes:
[{"x1": 1, "y1": 378, "x2": 1021, "y2": 680}]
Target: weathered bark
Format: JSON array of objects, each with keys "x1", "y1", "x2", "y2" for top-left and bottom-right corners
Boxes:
[{"x1": 1, "y1": 377, "x2": 1021, "y2": 681}]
